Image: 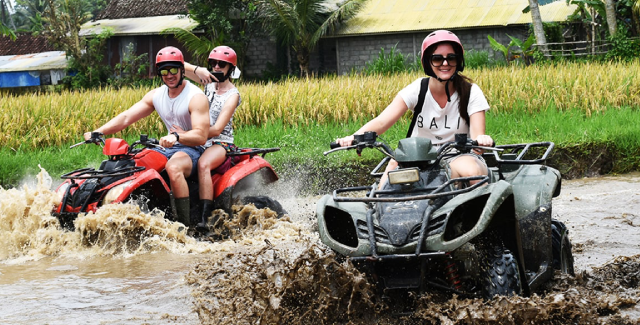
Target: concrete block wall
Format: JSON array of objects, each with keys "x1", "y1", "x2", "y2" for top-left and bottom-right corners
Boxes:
[
  {"x1": 242, "y1": 26, "x2": 529, "y2": 78},
  {"x1": 243, "y1": 34, "x2": 280, "y2": 78}
]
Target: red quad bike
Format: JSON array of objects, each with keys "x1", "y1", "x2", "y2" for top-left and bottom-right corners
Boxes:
[{"x1": 53, "y1": 132, "x2": 286, "y2": 232}]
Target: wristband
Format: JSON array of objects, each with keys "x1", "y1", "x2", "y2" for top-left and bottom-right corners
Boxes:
[
  {"x1": 172, "y1": 132, "x2": 180, "y2": 142},
  {"x1": 194, "y1": 66, "x2": 199, "y2": 73}
]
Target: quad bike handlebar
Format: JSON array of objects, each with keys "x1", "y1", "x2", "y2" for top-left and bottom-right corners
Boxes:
[
  {"x1": 70, "y1": 133, "x2": 165, "y2": 152},
  {"x1": 325, "y1": 131, "x2": 395, "y2": 158}
]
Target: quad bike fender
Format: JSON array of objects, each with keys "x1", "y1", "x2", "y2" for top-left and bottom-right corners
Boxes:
[
  {"x1": 316, "y1": 194, "x2": 371, "y2": 257},
  {"x1": 508, "y1": 165, "x2": 561, "y2": 220},
  {"x1": 213, "y1": 156, "x2": 278, "y2": 198},
  {"x1": 102, "y1": 168, "x2": 171, "y2": 204},
  {"x1": 424, "y1": 180, "x2": 515, "y2": 252}
]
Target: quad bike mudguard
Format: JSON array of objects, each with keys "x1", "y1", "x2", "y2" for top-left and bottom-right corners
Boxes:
[{"x1": 211, "y1": 154, "x2": 279, "y2": 213}]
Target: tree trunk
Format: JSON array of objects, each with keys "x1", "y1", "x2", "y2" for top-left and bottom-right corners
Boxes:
[
  {"x1": 605, "y1": 0, "x2": 617, "y2": 37},
  {"x1": 528, "y1": 0, "x2": 549, "y2": 57},
  {"x1": 296, "y1": 48, "x2": 310, "y2": 78}
]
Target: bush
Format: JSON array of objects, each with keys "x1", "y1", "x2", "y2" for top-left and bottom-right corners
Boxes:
[
  {"x1": 363, "y1": 44, "x2": 419, "y2": 75},
  {"x1": 605, "y1": 28, "x2": 640, "y2": 61}
]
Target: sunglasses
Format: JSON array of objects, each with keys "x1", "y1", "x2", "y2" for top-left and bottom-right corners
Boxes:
[
  {"x1": 209, "y1": 60, "x2": 229, "y2": 69},
  {"x1": 159, "y1": 67, "x2": 180, "y2": 76},
  {"x1": 430, "y1": 54, "x2": 458, "y2": 67}
]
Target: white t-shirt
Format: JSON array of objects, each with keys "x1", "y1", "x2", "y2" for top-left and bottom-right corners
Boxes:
[{"x1": 399, "y1": 78, "x2": 490, "y2": 146}]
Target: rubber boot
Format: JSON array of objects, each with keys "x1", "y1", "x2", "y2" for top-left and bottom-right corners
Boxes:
[
  {"x1": 174, "y1": 197, "x2": 191, "y2": 228},
  {"x1": 196, "y1": 199, "x2": 214, "y2": 233}
]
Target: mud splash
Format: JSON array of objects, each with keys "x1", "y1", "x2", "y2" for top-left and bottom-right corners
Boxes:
[
  {"x1": 188, "y1": 247, "x2": 640, "y2": 325},
  {"x1": 1, "y1": 169, "x2": 639, "y2": 324}
]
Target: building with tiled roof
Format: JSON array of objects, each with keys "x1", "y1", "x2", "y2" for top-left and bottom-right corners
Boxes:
[{"x1": 0, "y1": 34, "x2": 67, "y2": 88}]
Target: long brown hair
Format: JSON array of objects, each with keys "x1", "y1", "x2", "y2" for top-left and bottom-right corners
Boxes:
[{"x1": 453, "y1": 73, "x2": 473, "y2": 126}]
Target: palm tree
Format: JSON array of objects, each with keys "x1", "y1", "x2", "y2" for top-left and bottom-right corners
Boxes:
[
  {"x1": 0, "y1": 0, "x2": 16, "y2": 30},
  {"x1": 13, "y1": 0, "x2": 48, "y2": 33},
  {"x1": 255, "y1": 0, "x2": 367, "y2": 78},
  {"x1": 528, "y1": 0, "x2": 549, "y2": 57},
  {"x1": 604, "y1": 0, "x2": 616, "y2": 36}
]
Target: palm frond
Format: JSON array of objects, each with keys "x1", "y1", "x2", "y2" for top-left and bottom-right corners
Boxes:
[
  {"x1": 1, "y1": 22, "x2": 16, "y2": 40},
  {"x1": 312, "y1": 0, "x2": 366, "y2": 44},
  {"x1": 256, "y1": 0, "x2": 299, "y2": 45},
  {"x1": 161, "y1": 27, "x2": 214, "y2": 66}
]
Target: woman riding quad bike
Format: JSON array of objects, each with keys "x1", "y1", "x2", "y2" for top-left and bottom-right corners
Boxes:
[
  {"x1": 53, "y1": 132, "x2": 285, "y2": 234},
  {"x1": 317, "y1": 132, "x2": 574, "y2": 299}
]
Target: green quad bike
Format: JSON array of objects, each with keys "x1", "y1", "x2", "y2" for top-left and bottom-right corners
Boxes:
[{"x1": 316, "y1": 132, "x2": 574, "y2": 299}]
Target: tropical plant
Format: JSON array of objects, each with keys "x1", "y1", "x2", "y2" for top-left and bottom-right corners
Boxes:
[
  {"x1": 62, "y1": 29, "x2": 113, "y2": 89},
  {"x1": 0, "y1": 20, "x2": 15, "y2": 40},
  {"x1": 12, "y1": 0, "x2": 48, "y2": 33},
  {"x1": 363, "y1": 44, "x2": 418, "y2": 75},
  {"x1": 509, "y1": 34, "x2": 537, "y2": 64},
  {"x1": 487, "y1": 35, "x2": 516, "y2": 63},
  {"x1": 255, "y1": 0, "x2": 367, "y2": 78},
  {"x1": 605, "y1": 26, "x2": 640, "y2": 60},
  {"x1": 0, "y1": 0, "x2": 15, "y2": 30},
  {"x1": 161, "y1": 28, "x2": 217, "y2": 67},
  {"x1": 110, "y1": 42, "x2": 150, "y2": 88},
  {"x1": 186, "y1": 0, "x2": 259, "y2": 69}
]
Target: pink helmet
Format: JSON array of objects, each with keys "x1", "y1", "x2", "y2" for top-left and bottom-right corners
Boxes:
[
  {"x1": 420, "y1": 30, "x2": 465, "y2": 77},
  {"x1": 208, "y1": 46, "x2": 237, "y2": 67},
  {"x1": 156, "y1": 46, "x2": 185, "y2": 68}
]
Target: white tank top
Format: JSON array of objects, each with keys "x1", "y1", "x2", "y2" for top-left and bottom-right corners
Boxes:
[{"x1": 152, "y1": 80, "x2": 204, "y2": 139}]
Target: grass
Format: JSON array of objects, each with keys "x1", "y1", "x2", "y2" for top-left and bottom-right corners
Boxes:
[
  {"x1": 3, "y1": 105, "x2": 638, "y2": 187},
  {"x1": 2, "y1": 60, "x2": 640, "y2": 186}
]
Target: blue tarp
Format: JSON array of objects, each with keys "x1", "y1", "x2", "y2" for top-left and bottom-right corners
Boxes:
[{"x1": 0, "y1": 71, "x2": 40, "y2": 88}]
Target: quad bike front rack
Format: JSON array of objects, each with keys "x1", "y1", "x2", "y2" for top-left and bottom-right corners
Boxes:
[{"x1": 334, "y1": 175, "x2": 489, "y2": 259}]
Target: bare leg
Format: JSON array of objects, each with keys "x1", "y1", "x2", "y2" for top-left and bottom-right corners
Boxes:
[
  {"x1": 197, "y1": 145, "x2": 227, "y2": 200},
  {"x1": 165, "y1": 152, "x2": 194, "y2": 198},
  {"x1": 378, "y1": 159, "x2": 398, "y2": 190},
  {"x1": 449, "y1": 155, "x2": 488, "y2": 186}
]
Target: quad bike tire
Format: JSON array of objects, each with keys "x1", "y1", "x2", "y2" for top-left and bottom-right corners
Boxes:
[
  {"x1": 481, "y1": 245, "x2": 523, "y2": 299},
  {"x1": 240, "y1": 196, "x2": 287, "y2": 218},
  {"x1": 551, "y1": 219, "x2": 575, "y2": 275}
]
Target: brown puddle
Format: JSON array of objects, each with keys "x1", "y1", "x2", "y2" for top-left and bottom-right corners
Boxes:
[{"x1": 0, "y1": 169, "x2": 639, "y2": 324}]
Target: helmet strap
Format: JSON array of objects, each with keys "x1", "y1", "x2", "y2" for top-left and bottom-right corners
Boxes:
[{"x1": 435, "y1": 73, "x2": 456, "y2": 102}]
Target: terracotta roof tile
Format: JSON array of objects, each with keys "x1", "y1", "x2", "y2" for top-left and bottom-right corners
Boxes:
[
  {"x1": 0, "y1": 34, "x2": 57, "y2": 56},
  {"x1": 96, "y1": 0, "x2": 189, "y2": 20}
]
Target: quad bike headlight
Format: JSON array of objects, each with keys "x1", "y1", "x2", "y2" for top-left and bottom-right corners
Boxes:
[
  {"x1": 388, "y1": 168, "x2": 420, "y2": 185},
  {"x1": 55, "y1": 182, "x2": 71, "y2": 202},
  {"x1": 102, "y1": 180, "x2": 132, "y2": 206}
]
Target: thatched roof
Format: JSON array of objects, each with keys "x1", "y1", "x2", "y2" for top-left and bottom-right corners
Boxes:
[{"x1": 95, "y1": 0, "x2": 189, "y2": 20}]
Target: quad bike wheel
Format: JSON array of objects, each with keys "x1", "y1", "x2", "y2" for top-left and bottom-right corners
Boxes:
[
  {"x1": 481, "y1": 245, "x2": 523, "y2": 299},
  {"x1": 240, "y1": 196, "x2": 287, "y2": 218},
  {"x1": 551, "y1": 219, "x2": 575, "y2": 275}
]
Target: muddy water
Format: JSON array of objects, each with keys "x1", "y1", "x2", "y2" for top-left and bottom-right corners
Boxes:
[{"x1": 0, "y1": 169, "x2": 639, "y2": 324}]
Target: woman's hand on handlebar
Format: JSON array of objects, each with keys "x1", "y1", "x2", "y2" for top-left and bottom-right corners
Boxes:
[
  {"x1": 475, "y1": 134, "x2": 494, "y2": 147},
  {"x1": 336, "y1": 135, "x2": 355, "y2": 147}
]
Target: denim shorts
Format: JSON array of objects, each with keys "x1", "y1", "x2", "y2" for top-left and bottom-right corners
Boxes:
[{"x1": 153, "y1": 143, "x2": 205, "y2": 173}]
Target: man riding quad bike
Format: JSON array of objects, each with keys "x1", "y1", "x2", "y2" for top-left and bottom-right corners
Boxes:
[
  {"x1": 53, "y1": 132, "x2": 285, "y2": 234},
  {"x1": 316, "y1": 132, "x2": 574, "y2": 299}
]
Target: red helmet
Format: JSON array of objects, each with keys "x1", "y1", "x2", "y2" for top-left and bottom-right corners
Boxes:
[
  {"x1": 420, "y1": 30, "x2": 465, "y2": 77},
  {"x1": 208, "y1": 46, "x2": 237, "y2": 67},
  {"x1": 156, "y1": 46, "x2": 184, "y2": 68}
]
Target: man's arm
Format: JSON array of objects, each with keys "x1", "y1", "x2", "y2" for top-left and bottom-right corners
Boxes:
[{"x1": 84, "y1": 89, "x2": 157, "y2": 140}]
